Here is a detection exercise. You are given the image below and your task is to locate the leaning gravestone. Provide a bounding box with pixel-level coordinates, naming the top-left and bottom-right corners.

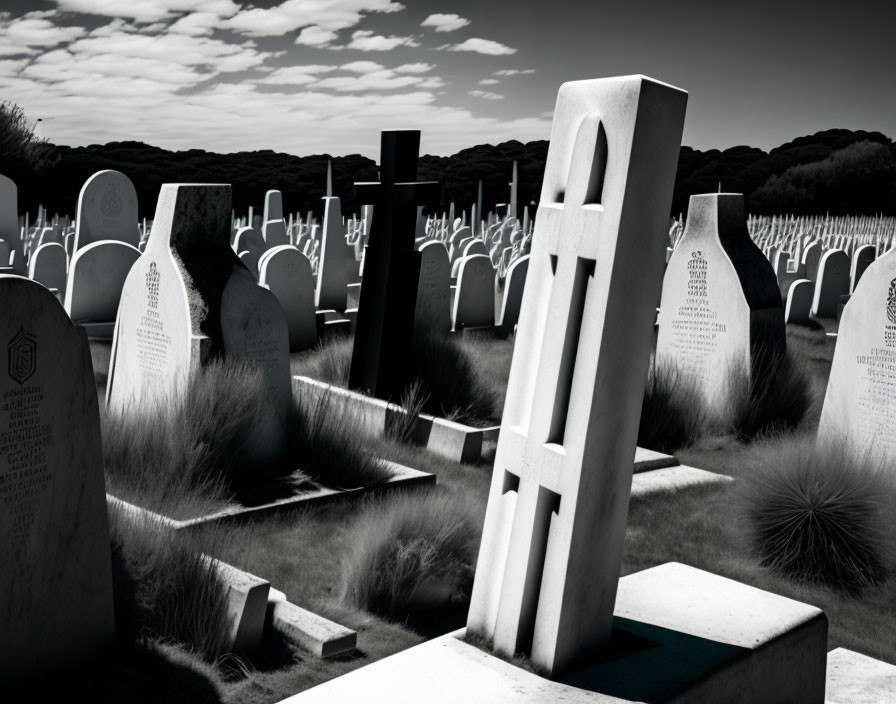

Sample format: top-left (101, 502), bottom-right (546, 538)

top-left (107, 184), bottom-right (290, 468)
top-left (412, 240), bottom-right (451, 336)
top-left (818, 247), bottom-right (896, 463)
top-left (656, 193), bottom-right (785, 422)
top-left (29, 242), bottom-right (68, 296)
top-left (73, 170), bottom-right (139, 252)
top-left (64, 240), bottom-right (141, 340)
top-left (0, 174), bottom-right (26, 274)
top-left (0, 276), bottom-right (114, 688)
top-left (316, 196), bottom-right (349, 312)
top-left (811, 249), bottom-right (850, 318)
top-left (468, 75), bottom-right (688, 676)
top-left (452, 254), bottom-right (495, 330)
top-left (259, 245), bottom-right (318, 352)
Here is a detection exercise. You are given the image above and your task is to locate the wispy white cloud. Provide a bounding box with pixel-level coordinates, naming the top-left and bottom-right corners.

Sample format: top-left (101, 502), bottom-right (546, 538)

top-left (493, 68), bottom-right (535, 76)
top-left (343, 29), bottom-right (419, 51)
top-left (295, 25), bottom-right (339, 46)
top-left (54, 0), bottom-right (240, 24)
top-left (222, 0), bottom-right (404, 37)
top-left (469, 89), bottom-right (503, 100)
top-left (0, 16), bottom-right (86, 55)
top-left (441, 37), bottom-right (516, 55)
top-left (478, 78), bottom-right (499, 85)
top-left (420, 13), bottom-right (469, 32)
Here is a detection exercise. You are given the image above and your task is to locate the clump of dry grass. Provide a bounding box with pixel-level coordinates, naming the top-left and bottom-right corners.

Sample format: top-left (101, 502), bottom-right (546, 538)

top-left (341, 488), bottom-right (483, 619)
top-left (734, 435), bottom-right (896, 594)
top-left (108, 507), bottom-right (233, 661)
top-left (638, 360), bottom-right (707, 453)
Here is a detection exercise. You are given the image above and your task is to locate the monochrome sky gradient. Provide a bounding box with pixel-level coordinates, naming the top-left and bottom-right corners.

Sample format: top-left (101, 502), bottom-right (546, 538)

top-left (1, 0), bottom-right (893, 158)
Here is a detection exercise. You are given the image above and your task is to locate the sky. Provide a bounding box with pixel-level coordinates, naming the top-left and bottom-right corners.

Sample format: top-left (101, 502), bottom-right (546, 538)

top-left (0, 0), bottom-right (894, 159)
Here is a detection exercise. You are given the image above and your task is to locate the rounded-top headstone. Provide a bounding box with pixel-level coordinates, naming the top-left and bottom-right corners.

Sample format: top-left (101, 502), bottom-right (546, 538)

top-left (74, 170), bottom-right (139, 252)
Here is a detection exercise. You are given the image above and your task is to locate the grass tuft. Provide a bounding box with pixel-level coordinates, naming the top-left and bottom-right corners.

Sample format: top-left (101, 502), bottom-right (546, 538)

top-left (638, 359), bottom-right (707, 453)
top-left (108, 507), bottom-right (233, 661)
top-left (734, 435), bottom-right (896, 593)
top-left (341, 488), bottom-right (482, 620)
top-left (289, 386), bottom-right (393, 490)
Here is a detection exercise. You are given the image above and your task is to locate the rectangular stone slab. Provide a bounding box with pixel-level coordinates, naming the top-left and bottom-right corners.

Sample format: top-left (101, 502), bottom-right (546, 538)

top-left (268, 591), bottom-right (357, 658)
top-left (276, 562), bottom-right (826, 703)
top-left (825, 648), bottom-right (896, 703)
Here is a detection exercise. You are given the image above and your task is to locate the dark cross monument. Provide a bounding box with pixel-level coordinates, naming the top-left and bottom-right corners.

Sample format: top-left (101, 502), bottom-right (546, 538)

top-left (349, 130), bottom-right (440, 398)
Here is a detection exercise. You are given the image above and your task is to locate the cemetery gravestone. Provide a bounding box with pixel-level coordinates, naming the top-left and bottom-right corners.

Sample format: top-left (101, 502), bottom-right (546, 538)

top-left (812, 249), bottom-right (850, 318)
top-left (0, 174), bottom-right (26, 274)
top-left (29, 242), bottom-right (67, 296)
top-left (73, 170), bottom-right (139, 252)
top-left (64, 240), bottom-right (141, 340)
top-left (262, 218), bottom-right (290, 248)
top-left (259, 245), bottom-right (318, 352)
top-left (412, 241), bottom-right (451, 336)
top-left (818, 247), bottom-right (896, 463)
top-left (803, 241), bottom-right (822, 281)
top-left (350, 131), bottom-right (440, 398)
top-left (452, 254), bottom-right (496, 330)
top-left (656, 193), bottom-right (785, 422)
top-left (0, 276), bottom-right (114, 688)
top-left (785, 279), bottom-right (814, 325)
top-left (316, 196), bottom-right (349, 312)
top-left (107, 184), bottom-right (290, 468)
top-left (263, 189), bottom-right (283, 224)
top-left (496, 254), bottom-right (530, 338)
top-left (467, 76), bottom-right (688, 676)
top-left (850, 244), bottom-right (876, 293)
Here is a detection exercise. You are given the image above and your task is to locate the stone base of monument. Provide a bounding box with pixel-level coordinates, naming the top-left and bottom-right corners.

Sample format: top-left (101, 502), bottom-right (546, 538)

top-left (277, 562), bottom-right (827, 704)
top-left (347, 282), bottom-right (361, 308)
top-left (106, 459), bottom-right (434, 532)
top-left (631, 464), bottom-right (732, 498)
top-left (825, 648), bottom-right (896, 703)
top-left (315, 310), bottom-right (351, 340)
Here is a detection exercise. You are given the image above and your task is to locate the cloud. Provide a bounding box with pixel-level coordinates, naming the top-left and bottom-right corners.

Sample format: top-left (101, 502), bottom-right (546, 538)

top-left (469, 90), bottom-right (503, 100)
top-left (442, 38), bottom-right (516, 55)
top-left (295, 25), bottom-right (339, 46)
top-left (395, 63), bottom-right (434, 74)
top-left (492, 68), bottom-right (535, 76)
top-left (54, 0), bottom-right (240, 23)
top-left (222, 0), bottom-right (405, 37)
top-left (340, 60), bottom-right (385, 74)
top-left (259, 64), bottom-right (337, 85)
top-left (344, 29), bottom-right (418, 51)
top-left (478, 78), bottom-right (499, 85)
top-left (0, 17), bottom-right (86, 55)
top-left (420, 13), bottom-right (469, 32)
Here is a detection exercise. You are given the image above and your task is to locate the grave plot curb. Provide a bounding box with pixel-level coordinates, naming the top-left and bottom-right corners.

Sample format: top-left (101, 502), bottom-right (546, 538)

top-left (294, 375), bottom-right (499, 463)
top-left (105, 459), bottom-right (435, 533)
top-left (107, 496), bottom-right (358, 658)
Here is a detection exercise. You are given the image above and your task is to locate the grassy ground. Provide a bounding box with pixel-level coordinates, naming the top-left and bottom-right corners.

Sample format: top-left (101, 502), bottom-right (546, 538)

top-left (86, 313), bottom-right (896, 702)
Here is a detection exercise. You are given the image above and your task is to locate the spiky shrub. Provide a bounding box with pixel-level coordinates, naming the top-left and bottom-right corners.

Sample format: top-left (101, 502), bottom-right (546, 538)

top-left (108, 508), bottom-right (232, 660)
top-left (637, 360), bottom-right (707, 453)
top-left (289, 386), bottom-right (393, 490)
top-left (735, 436), bottom-right (896, 593)
top-left (103, 360), bottom-right (271, 516)
top-left (304, 336), bottom-right (352, 386)
top-left (385, 379), bottom-right (429, 445)
top-left (341, 489), bottom-right (482, 618)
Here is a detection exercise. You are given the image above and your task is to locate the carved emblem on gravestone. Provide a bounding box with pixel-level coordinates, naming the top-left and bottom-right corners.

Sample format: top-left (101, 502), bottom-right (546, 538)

top-left (100, 184), bottom-right (123, 219)
top-left (8, 327), bottom-right (37, 385)
top-left (687, 250), bottom-right (708, 297)
top-left (886, 278), bottom-right (896, 325)
top-left (145, 262), bottom-right (160, 310)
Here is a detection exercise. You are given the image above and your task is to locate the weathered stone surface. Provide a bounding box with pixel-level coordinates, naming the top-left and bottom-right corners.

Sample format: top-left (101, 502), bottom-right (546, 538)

top-left (259, 245), bottom-right (318, 352)
top-left (496, 254), bottom-right (529, 337)
top-left (413, 240), bottom-right (451, 336)
top-left (74, 170), bottom-right (139, 251)
top-left (467, 76), bottom-right (688, 677)
top-left (63, 240), bottom-right (141, 339)
top-left (656, 194), bottom-right (784, 422)
top-left (825, 648), bottom-right (896, 703)
top-left (0, 276), bottom-right (115, 688)
top-left (818, 247), bottom-right (896, 464)
top-left (269, 590), bottom-right (357, 658)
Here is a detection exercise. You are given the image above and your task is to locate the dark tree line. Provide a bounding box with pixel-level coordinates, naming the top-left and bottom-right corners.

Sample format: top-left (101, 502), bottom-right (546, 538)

top-left (1, 102), bottom-right (893, 221)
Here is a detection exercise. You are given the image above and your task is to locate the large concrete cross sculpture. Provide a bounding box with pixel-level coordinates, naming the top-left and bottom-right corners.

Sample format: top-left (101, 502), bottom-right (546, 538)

top-left (349, 130), bottom-right (440, 398)
top-left (466, 76), bottom-right (687, 678)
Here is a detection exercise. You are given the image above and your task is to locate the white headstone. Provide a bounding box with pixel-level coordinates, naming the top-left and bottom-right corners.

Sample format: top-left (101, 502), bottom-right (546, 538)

top-left (467, 76), bottom-right (687, 676)
top-left (259, 245), bottom-right (318, 352)
top-left (811, 249), bottom-right (850, 318)
top-left (496, 254), bottom-right (530, 337)
top-left (819, 248), bottom-right (896, 463)
top-left (0, 276), bottom-right (114, 687)
top-left (29, 242), bottom-right (67, 296)
top-left (413, 240), bottom-right (451, 335)
top-left (784, 279), bottom-right (814, 325)
top-left (262, 218), bottom-right (290, 248)
top-left (74, 170), bottom-right (139, 252)
top-left (851, 244), bottom-right (876, 293)
top-left (316, 196), bottom-right (349, 312)
top-left (263, 189), bottom-right (284, 224)
top-left (0, 174), bottom-right (25, 273)
top-left (656, 194), bottom-right (785, 420)
top-left (107, 184), bottom-right (291, 467)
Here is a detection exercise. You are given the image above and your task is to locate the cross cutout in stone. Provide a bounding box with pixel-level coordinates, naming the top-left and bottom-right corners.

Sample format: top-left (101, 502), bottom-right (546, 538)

top-left (466, 76), bottom-right (687, 678)
top-left (349, 130), bottom-right (440, 398)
